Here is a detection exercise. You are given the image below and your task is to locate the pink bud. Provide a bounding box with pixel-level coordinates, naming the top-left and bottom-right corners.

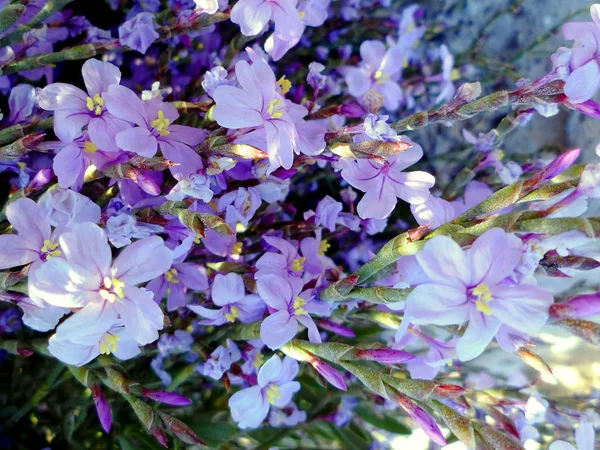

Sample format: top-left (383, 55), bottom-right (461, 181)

top-left (134, 169), bottom-right (162, 196)
top-left (141, 388), bottom-right (192, 406)
top-left (355, 348), bottom-right (415, 364)
top-left (432, 383), bottom-right (467, 398)
top-left (26, 168), bottom-right (53, 191)
top-left (395, 393), bottom-right (446, 446)
top-left (340, 103), bottom-right (366, 118)
top-left (310, 357), bottom-right (347, 391)
top-left (91, 386), bottom-right (112, 433)
top-left (150, 427), bottom-right (168, 448)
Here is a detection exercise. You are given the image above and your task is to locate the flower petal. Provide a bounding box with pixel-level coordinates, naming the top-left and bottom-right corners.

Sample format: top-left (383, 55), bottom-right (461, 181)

top-left (113, 236), bottom-right (173, 285)
top-left (260, 310), bottom-right (297, 349)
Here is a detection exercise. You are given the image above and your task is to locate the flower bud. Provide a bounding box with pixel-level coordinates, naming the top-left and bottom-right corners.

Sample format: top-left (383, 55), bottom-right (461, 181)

top-left (317, 319), bottom-right (356, 338)
top-left (91, 385), bottom-right (112, 433)
top-left (355, 348), bottom-right (415, 364)
top-left (140, 388), bottom-right (192, 406)
top-left (394, 393), bottom-right (446, 446)
top-left (158, 411), bottom-right (205, 445)
top-left (340, 103), bottom-right (366, 118)
top-left (310, 357), bottom-right (347, 391)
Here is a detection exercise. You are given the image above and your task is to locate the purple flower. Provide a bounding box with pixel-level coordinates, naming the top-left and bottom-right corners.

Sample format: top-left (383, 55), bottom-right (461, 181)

top-left (269, 401), bottom-right (307, 427)
top-left (29, 223), bottom-right (173, 365)
top-left (104, 86), bottom-right (207, 178)
top-left (166, 172), bottom-right (214, 202)
top-left (118, 12), bottom-right (160, 54)
top-left (188, 273), bottom-right (264, 324)
top-left (7, 84), bottom-right (36, 124)
top-left (402, 228), bottom-right (554, 361)
top-left (553, 5), bottom-right (600, 104)
top-left (147, 261), bottom-right (209, 312)
top-left (106, 213), bottom-right (164, 248)
top-left (229, 355), bottom-right (300, 429)
top-left (212, 54), bottom-right (301, 172)
top-left (340, 139), bottom-right (434, 219)
top-left (257, 274), bottom-right (321, 349)
top-left (199, 339), bottom-right (241, 380)
top-left (53, 132), bottom-right (129, 191)
top-left (218, 187), bottom-right (262, 227)
top-left (300, 230), bottom-right (333, 276)
top-left (38, 59), bottom-right (127, 148)
top-left (307, 62), bottom-right (327, 90)
top-left (344, 40), bottom-right (404, 111)
top-left (255, 236), bottom-right (305, 279)
top-left (333, 397), bottom-right (358, 427)
top-left (230, 0), bottom-right (303, 42)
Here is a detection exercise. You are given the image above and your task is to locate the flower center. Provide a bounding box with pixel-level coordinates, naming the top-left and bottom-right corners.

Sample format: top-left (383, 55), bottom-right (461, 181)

top-left (291, 257), bottom-right (305, 273)
top-left (99, 276), bottom-right (125, 303)
top-left (276, 76), bottom-right (292, 95)
top-left (40, 239), bottom-right (61, 259)
top-left (266, 98), bottom-right (284, 119)
top-left (253, 353), bottom-right (264, 369)
top-left (266, 385), bottom-right (281, 405)
top-left (318, 240), bottom-right (330, 256)
top-left (225, 305), bottom-right (239, 323)
top-left (99, 332), bottom-right (120, 355)
top-left (164, 268), bottom-right (179, 284)
top-left (293, 296), bottom-right (307, 316)
top-left (471, 283), bottom-right (492, 315)
top-left (82, 140), bottom-right (97, 154)
top-left (374, 70), bottom-right (390, 85)
top-left (151, 110), bottom-right (171, 136)
top-left (232, 242), bottom-right (243, 255)
top-left (86, 94), bottom-right (104, 115)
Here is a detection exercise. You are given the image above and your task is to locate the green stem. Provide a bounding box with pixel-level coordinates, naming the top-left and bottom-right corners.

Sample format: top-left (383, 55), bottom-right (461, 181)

top-left (1, 11), bottom-right (230, 75)
top-left (0, 0), bottom-right (76, 48)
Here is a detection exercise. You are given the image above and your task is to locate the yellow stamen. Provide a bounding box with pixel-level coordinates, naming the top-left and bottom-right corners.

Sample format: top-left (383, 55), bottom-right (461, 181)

top-left (232, 242), bottom-right (243, 255)
top-left (291, 257), bottom-right (305, 273)
top-left (266, 385), bottom-right (281, 405)
top-left (299, 11), bottom-right (306, 19)
top-left (83, 140), bottom-right (97, 154)
top-left (293, 296), bottom-right (307, 316)
top-left (164, 268), bottom-right (179, 284)
top-left (473, 284), bottom-right (493, 315)
top-left (86, 94), bottom-right (104, 115)
top-left (112, 278), bottom-right (125, 298)
top-left (318, 240), bottom-right (330, 256)
top-left (150, 110), bottom-right (171, 136)
top-left (99, 333), bottom-right (120, 355)
top-left (225, 305), bottom-right (239, 323)
top-left (99, 289), bottom-right (117, 303)
top-left (266, 99), bottom-right (283, 119)
top-left (374, 70), bottom-right (390, 84)
top-left (194, 233), bottom-right (202, 244)
top-left (276, 76), bottom-right (292, 95)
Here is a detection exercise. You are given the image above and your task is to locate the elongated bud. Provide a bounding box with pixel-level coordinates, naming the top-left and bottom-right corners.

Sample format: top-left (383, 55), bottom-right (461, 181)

top-left (280, 341), bottom-right (347, 391)
top-left (473, 422), bottom-right (523, 450)
top-left (552, 292), bottom-right (600, 319)
top-left (0, 4), bottom-right (26, 35)
top-left (340, 103), bottom-right (366, 118)
top-left (515, 347), bottom-right (555, 382)
top-left (310, 357), bottom-right (347, 391)
top-left (125, 395), bottom-right (166, 447)
top-left (481, 405), bottom-right (520, 440)
top-left (363, 89), bottom-right (384, 113)
top-left (393, 392), bottom-right (446, 446)
top-left (355, 348), bottom-right (415, 364)
top-left (554, 318), bottom-right (600, 345)
top-left (91, 385), bottom-right (112, 433)
top-left (129, 155), bottom-right (178, 171)
top-left (139, 388), bottom-right (192, 406)
top-left (317, 319), bottom-right (356, 338)
top-left (158, 411), bottom-right (205, 446)
top-left (318, 274), bottom-right (359, 301)
top-left (430, 400), bottom-right (476, 450)
top-left (211, 143), bottom-right (268, 160)
top-left (384, 376), bottom-right (466, 402)
top-left (330, 140), bottom-right (412, 159)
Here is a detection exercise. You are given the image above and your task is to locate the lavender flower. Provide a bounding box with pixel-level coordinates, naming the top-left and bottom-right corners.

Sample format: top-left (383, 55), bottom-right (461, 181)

top-left (118, 12), bottom-right (160, 54)
top-left (401, 228), bottom-right (554, 361)
top-left (188, 273), bottom-right (264, 324)
top-left (229, 355), bottom-right (300, 429)
top-left (340, 139), bottom-right (434, 219)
